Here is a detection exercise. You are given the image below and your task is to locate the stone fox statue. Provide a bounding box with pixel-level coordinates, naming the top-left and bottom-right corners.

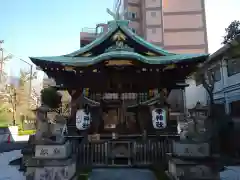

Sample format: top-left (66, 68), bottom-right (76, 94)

top-left (35, 106), bottom-right (52, 143)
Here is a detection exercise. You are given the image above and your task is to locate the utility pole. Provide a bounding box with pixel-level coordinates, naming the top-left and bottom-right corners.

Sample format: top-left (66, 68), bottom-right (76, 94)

top-left (0, 40), bottom-right (4, 82)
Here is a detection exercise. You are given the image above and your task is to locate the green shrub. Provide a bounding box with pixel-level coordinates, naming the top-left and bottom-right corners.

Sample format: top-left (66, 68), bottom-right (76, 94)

top-left (18, 129), bottom-right (36, 135)
top-left (0, 114), bottom-right (10, 127)
top-left (41, 87), bottom-right (62, 108)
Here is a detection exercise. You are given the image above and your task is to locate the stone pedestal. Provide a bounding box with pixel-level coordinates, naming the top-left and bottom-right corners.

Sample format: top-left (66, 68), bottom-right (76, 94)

top-left (25, 157), bottom-right (76, 180)
top-left (35, 141), bottom-right (72, 159)
top-left (24, 141), bottom-right (76, 180)
top-left (34, 163), bottom-right (76, 180)
top-left (167, 155), bottom-right (220, 180)
top-left (173, 141), bottom-right (210, 158)
top-left (24, 107), bottom-right (76, 180)
top-left (166, 140), bottom-right (220, 180)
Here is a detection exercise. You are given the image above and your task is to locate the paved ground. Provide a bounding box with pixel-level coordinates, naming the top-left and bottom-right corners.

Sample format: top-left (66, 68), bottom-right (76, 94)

top-left (0, 150), bottom-right (240, 180)
top-left (0, 142), bottom-right (27, 153)
top-left (0, 150), bottom-right (25, 180)
top-left (89, 168), bottom-right (157, 180)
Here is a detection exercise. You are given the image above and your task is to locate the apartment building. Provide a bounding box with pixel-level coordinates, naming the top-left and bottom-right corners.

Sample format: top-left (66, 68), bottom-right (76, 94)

top-left (81, 0), bottom-right (208, 54)
top-left (125, 0), bottom-right (208, 53)
top-left (186, 35), bottom-right (240, 117)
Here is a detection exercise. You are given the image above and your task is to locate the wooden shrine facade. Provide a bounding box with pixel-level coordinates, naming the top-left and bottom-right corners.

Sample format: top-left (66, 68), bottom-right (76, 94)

top-left (30, 20), bottom-right (208, 167)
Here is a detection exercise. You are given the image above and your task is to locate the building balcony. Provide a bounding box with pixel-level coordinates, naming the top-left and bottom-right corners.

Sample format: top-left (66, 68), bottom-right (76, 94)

top-left (80, 24), bottom-right (109, 47)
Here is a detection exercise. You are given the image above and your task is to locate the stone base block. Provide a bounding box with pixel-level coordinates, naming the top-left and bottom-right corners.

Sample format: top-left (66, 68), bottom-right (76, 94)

top-left (35, 141), bottom-right (71, 159)
top-left (25, 156), bottom-right (76, 167)
top-left (168, 157), bottom-right (220, 180)
top-left (35, 162), bottom-right (76, 180)
top-left (173, 140), bottom-right (210, 158)
top-left (25, 161), bottom-right (76, 180)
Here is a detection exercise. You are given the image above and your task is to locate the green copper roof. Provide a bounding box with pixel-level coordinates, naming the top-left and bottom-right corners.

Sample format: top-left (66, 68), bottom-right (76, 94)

top-left (30, 20), bottom-right (209, 66)
top-left (66, 20), bottom-right (174, 57)
top-left (31, 51), bottom-right (207, 67)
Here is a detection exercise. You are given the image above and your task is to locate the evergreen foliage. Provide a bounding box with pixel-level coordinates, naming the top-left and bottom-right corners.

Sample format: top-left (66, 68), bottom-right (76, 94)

top-left (40, 87), bottom-right (62, 109)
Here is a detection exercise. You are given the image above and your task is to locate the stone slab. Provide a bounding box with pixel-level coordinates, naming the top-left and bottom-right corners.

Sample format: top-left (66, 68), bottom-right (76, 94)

top-left (25, 156), bottom-right (75, 167)
top-left (173, 141), bottom-right (210, 157)
top-left (35, 141), bottom-right (71, 159)
top-left (25, 167), bottom-right (35, 180)
top-left (34, 162), bottom-right (76, 180)
top-left (168, 158), bottom-right (220, 180)
top-left (88, 168), bottom-right (157, 180)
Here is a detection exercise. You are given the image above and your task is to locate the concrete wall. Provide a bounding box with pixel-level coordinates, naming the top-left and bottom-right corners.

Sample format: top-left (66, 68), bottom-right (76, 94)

top-left (185, 79), bottom-right (207, 109)
top-left (0, 126), bottom-right (29, 143)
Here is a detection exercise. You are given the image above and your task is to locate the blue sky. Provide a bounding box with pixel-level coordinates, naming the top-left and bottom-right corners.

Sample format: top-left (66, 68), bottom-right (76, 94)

top-left (1, 0), bottom-right (114, 77)
top-left (0, 0), bottom-right (239, 78)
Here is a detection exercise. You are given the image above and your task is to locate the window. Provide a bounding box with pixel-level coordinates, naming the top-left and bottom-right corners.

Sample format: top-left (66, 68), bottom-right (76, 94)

top-left (227, 58), bottom-right (240, 76)
top-left (211, 66), bottom-right (221, 82)
top-left (128, 12), bottom-right (137, 19)
top-left (131, 28), bottom-right (136, 34)
top-left (151, 28), bottom-right (156, 34)
top-left (151, 11), bottom-right (156, 17)
top-left (96, 26), bottom-right (104, 34)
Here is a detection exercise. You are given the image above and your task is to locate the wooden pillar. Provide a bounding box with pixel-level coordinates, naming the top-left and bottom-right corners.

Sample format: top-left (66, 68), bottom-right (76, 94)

top-left (138, 106), bottom-right (149, 133)
top-left (90, 107), bottom-right (102, 133)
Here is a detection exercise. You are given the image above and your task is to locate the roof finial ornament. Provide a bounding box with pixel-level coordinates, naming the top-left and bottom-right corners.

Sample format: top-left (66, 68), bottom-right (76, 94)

top-left (106, 0), bottom-right (127, 20)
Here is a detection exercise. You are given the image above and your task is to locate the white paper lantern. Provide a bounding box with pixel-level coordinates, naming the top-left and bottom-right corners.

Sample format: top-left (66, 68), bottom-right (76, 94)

top-left (133, 93), bottom-right (137, 99)
top-left (129, 93), bottom-right (132, 99)
top-left (76, 109), bottom-right (92, 130)
top-left (152, 108), bottom-right (167, 129)
top-left (123, 93), bottom-right (126, 100)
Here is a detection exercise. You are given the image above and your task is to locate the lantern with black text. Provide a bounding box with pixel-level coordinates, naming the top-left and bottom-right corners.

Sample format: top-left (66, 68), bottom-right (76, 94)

top-left (76, 109), bottom-right (92, 130)
top-left (152, 108), bottom-right (167, 129)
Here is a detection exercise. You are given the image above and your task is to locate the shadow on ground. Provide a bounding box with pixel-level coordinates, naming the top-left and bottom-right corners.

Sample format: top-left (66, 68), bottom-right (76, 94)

top-left (0, 142), bottom-right (27, 153)
top-left (89, 168), bottom-right (157, 180)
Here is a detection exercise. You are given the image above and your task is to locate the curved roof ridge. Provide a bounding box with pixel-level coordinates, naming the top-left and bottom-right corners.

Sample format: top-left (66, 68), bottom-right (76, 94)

top-left (64, 20), bottom-right (177, 57)
top-left (119, 25), bottom-right (175, 56)
top-left (65, 24), bottom-right (118, 57)
top-left (30, 51), bottom-right (208, 67)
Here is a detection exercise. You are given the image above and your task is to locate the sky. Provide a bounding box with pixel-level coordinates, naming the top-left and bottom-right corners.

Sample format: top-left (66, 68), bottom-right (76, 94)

top-left (0, 0), bottom-right (239, 79)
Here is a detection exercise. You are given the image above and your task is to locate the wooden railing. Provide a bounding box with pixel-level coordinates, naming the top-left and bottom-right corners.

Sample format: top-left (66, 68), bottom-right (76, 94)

top-left (72, 135), bottom-right (179, 167)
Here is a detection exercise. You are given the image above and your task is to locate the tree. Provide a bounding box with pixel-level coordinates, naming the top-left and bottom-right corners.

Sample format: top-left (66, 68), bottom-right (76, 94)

top-left (0, 52), bottom-right (13, 84)
top-left (200, 71), bottom-right (215, 116)
top-left (17, 69), bottom-right (37, 108)
top-left (40, 87), bottom-right (62, 109)
top-left (222, 20), bottom-right (240, 44)
top-left (199, 70), bottom-right (235, 156)
top-left (0, 69), bottom-right (37, 125)
top-left (195, 71), bottom-right (220, 153)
